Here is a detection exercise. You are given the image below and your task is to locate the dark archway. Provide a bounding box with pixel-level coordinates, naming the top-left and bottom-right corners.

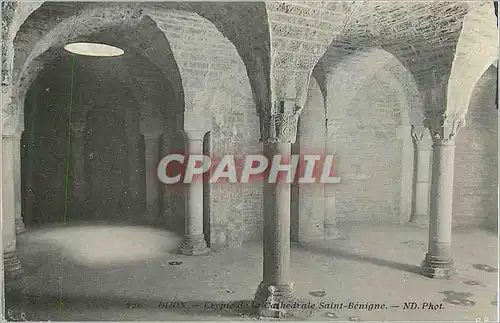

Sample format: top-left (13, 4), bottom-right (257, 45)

top-left (21, 39), bottom-right (182, 228)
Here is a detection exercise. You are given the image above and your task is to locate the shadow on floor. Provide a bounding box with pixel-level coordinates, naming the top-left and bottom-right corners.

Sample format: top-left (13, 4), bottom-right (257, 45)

top-left (296, 242), bottom-right (421, 275)
top-left (6, 289), bottom-right (258, 321)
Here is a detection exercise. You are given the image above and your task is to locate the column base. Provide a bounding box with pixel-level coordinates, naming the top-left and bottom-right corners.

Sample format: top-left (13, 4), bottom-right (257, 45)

top-left (178, 234), bottom-right (210, 256)
top-left (254, 281), bottom-right (303, 319)
top-left (408, 215), bottom-right (428, 228)
top-left (145, 202), bottom-right (159, 226)
top-left (15, 219), bottom-right (26, 234)
top-left (420, 253), bottom-right (456, 279)
top-left (4, 251), bottom-right (24, 280)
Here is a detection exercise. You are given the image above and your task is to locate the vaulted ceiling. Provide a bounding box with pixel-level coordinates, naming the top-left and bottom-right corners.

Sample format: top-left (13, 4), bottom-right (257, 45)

top-left (2, 1), bottom-right (497, 138)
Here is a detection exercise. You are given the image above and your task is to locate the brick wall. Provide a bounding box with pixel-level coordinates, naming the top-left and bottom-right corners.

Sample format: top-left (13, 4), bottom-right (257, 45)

top-left (453, 65), bottom-right (497, 229)
top-left (327, 74), bottom-right (405, 225)
top-left (292, 77), bottom-right (327, 242)
top-left (203, 63), bottom-right (262, 251)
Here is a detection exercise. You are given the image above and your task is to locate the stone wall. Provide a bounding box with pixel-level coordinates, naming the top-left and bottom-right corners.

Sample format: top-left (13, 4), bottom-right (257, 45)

top-left (453, 65), bottom-right (497, 230)
top-left (327, 74), bottom-right (406, 224)
top-left (205, 63), bottom-right (262, 250)
top-left (292, 77), bottom-right (327, 242)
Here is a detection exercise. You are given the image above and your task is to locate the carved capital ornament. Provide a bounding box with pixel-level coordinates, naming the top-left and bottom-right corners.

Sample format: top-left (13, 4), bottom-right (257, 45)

top-left (411, 125), bottom-right (425, 145)
top-left (423, 111), bottom-right (465, 146)
top-left (265, 99), bottom-right (303, 144)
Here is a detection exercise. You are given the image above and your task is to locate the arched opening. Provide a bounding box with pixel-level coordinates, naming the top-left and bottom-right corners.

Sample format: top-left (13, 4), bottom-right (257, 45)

top-left (11, 2), bottom-right (266, 250)
top-left (322, 49), bottom-right (422, 226)
top-left (9, 4), bottom-right (264, 318)
top-left (13, 4), bottom-right (187, 235)
top-left (21, 43), bottom-right (181, 227)
top-left (453, 65), bottom-right (498, 232)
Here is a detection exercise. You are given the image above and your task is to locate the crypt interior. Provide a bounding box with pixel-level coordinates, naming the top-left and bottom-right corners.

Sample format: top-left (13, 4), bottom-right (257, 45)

top-left (0, 1), bottom-right (498, 321)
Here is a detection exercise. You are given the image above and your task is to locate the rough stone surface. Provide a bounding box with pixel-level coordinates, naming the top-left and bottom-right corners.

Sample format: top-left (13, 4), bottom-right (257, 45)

top-left (320, 49), bottom-right (422, 224)
top-left (0, 2), bottom-right (498, 321)
top-left (318, 2), bottom-right (470, 87)
top-left (291, 77), bottom-right (329, 242)
top-left (447, 2), bottom-right (498, 119)
top-left (4, 224), bottom-right (498, 321)
top-left (453, 65), bottom-right (497, 230)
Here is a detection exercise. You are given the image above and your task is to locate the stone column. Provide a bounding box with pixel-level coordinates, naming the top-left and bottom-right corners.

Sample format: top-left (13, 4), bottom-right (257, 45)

top-left (143, 133), bottom-right (161, 225)
top-left (70, 120), bottom-right (86, 219)
top-left (178, 130), bottom-right (210, 256)
top-left (324, 119), bottom-right (342, 239)
top-left (13, 130), bottom-right (26, 234)
top-left (2, 133), bottom-right (24, 279)
top-left (420, 111), bottom-right (464, 278)
top-left (0, 133), bottom-right (6, 323)
top-left (409, 125), bottom-right (432, 226)
top-left (254, 99), bottom-right (302, 318)
top-left (125, 107), bottom-right (141, 218)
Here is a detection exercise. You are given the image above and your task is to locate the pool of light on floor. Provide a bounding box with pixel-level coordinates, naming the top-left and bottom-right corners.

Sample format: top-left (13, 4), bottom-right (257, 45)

top-left (21, 224), bottom-right (182, 266)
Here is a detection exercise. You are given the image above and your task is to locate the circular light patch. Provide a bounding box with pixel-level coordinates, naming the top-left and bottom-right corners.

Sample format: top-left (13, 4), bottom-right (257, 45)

top-left (64, 42), bottom-right (124, 57)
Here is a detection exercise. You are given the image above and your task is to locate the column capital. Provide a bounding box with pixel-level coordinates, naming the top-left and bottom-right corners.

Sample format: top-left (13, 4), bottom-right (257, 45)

top-left (183, 130), bottom-right (207, 141)
top-left (142, 132), bottom-right (162, 141)
top-left (140, 118), bottom-right (164, 135)
top-left (411, 124), bottom-right (432, 148)
top-left (2, 129), bottom-right (23, 140)
top-left (411, 124), bottom-right (425, 143)
top-left (263, 99), bottom-right (303, 144)
top-left (423, 110), bottom-right (465, 147)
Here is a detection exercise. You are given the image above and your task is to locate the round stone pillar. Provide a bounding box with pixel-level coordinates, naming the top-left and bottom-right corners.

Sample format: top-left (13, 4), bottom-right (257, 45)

top-left (255, 141), bottom-right (294, 316)
top-left (420, 112), bottom-right (464, 278)
top-left (13, 130), bottom-right (26, 234)
top-left (143, 133), bottom-right (161, 225)
top-left (2, 133), bottom-right (24, 279)
top-left (254, 99), bottom-right (302, 318)
top-left (178, 131), bottom-right (210, 256)
top-left (409, 125), bottom-right (432, 227)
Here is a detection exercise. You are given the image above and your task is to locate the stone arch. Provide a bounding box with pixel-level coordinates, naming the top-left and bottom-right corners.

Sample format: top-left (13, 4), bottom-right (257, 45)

top-left (8, 2), bottom-right (268, 253)
top-left (8, 2), bottom-right (269, 139)
top-left (1, 1), bottom-right (44, 87)
top-left (321, 48), bottom-right (424, 224)
top-left (11, 4), bottom-right (184, 116)
top-left (13, 17), bottom-right (188, 225)
top-left (447, 2), bottom-right (498, 119)
top-left (21, 52), bottom-right (157, 226)
top-left (323, 48), bottom-right (424, 126)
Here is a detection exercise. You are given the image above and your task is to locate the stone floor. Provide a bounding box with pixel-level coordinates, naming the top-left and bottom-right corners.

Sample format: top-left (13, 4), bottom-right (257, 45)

top-left (4, 222), bottom-right (499, 321)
